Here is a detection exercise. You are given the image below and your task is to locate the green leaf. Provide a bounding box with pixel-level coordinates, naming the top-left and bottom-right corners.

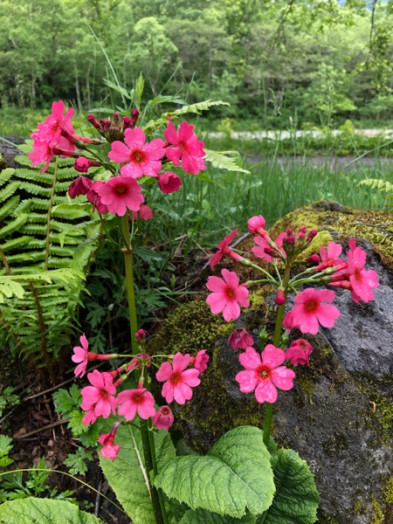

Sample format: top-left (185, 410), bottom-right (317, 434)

top-left (99, 424), bottom-right (176, 524)
top-left (0, 435), bottom-right (13, 458)
top-left (103, 79), bottom-right (132, 100)
top-left (64, 448), bottom-right (94, 476)
top-left (0, 497), bottom-right (103, 523)
top-left (180, 508), bottom-right (257, 523)
top-left (135, 74), bottom-right (145, 110)
top-left (261, 449), bottom-right (319, 524)
top-left (154, 426), bottom-right (275, 519)
top-left (53, 385), bottom-right (82, 416)
top-left (147, 95), bottom-right (187, 107)
top-left (204, 149), bottom-right (250, 174)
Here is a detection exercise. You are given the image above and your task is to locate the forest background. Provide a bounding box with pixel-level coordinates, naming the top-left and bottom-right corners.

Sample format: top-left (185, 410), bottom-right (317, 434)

top-left (2, 0), bottom-right (393, 132)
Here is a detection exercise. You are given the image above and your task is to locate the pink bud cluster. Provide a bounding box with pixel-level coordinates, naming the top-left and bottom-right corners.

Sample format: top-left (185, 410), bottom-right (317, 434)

top-left (206, 215), bottom-right (379, 405)
top-left (29, 101), bottom-right (207, 220)
top-left (72, 334), bottom-right (209, 460)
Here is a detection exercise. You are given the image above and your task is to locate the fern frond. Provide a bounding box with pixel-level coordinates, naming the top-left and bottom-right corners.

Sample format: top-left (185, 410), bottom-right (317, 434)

top-left (0, 168), bottom-right (15, 187)
top-left (358, 178), bottom-right (393, 193)
top-left (0, 181), bottom-right (20, 203)
top-left (0, 214), bottom-right (29, 238)
top-left (144, 100), bottom-right (229, 133)
top-left (0, 196), bottom-right (20, 220)
top-left (204, 149), bottom-right (250, 174)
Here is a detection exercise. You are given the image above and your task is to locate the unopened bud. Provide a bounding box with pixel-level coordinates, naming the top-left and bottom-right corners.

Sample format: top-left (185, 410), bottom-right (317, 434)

top-left (276, 290), bottom-right (285, 305)
top-left (135, 329), bottom-right (147, 340)
top-left (248, 215), bottom-right (266, 234)
top-left (307, 229), bottom-right (318, 241)
top-left (307, 254), bottom-right (320, 265)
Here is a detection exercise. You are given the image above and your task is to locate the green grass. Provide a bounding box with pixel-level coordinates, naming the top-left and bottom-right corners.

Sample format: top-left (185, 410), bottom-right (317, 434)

top-left (144, 158), bottom-right (393, 253)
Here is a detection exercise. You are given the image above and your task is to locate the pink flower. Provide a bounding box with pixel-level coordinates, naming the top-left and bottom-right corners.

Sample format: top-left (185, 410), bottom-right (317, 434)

top-left (248, 215), bottom-right (266, 235)
top-left (158, 171), bottom-right (182, 193)
top-left (285, 339), bottom-right (314, 366)
top-left (32, 100), bottom-right (74, 147)
top-left (87, 181), bottom-right (109, 214)
top-left (68, 176), bottom-right (92, 198)
top-left (346, 238), bottom-right (379, 303)
top-left (94, 176), bottom-right (144, 216)
top-left (71, 334), bottom-right (114, 378)
top-left (315, 242), bottom-right (344, 270)
top-left (192, 349), bottom-right (209, 373)
top-left (252, 232), bottom-right (286, 262)
top-left (236, 345), bottom-right (295, 403)
top-left (29, 101), bottom-right (77, 173)
top-left (152, 406), bottom-right (174, 430)
top-left (108, 127), bottom-right (165, 178)
top-left (98, 421), bottom-right (121, 460)
top-left (209, 229), bottom-right (243, 267)
top-left (206, 269), bottom-right (249, 322)
top-left (285, 288), bottom-right (340, 335)
top-left (132, 204), bottom-right (153, 221)
top-left (81, 370), bottom-right (117, 424)
top-left (164, 119), bottom-right (206, 175)
top-left (156, 352), bottom-right (200, 405)
top-left (282, 310), bottom-right (297, 331)
top-left (71, 334), bottom-right (89, 378)
top-left (117, 387), bottom-right (156, 421)
top-left (228, 328), bottom-right (254, 350)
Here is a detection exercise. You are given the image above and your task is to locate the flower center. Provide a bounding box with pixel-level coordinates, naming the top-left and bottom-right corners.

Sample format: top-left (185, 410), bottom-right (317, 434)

top-left (161, 407), bottom-right (170, 415)
top-left (100, 389), bottom-right (109, 399)
top-left (178, 140), bottom-right (188, 154)
top-left (131, 149), bottom-right (146, 164)
top-left (304, 298), bottom-right (318, 313)
top-left (132, 392), bottom-right (145, 404)
top-left (255, 364), bottom-right (272, 381)
top-left (115, 184), bottom-right (127, 195)
top-left (354, 267), bottom-right (362, 282)
top-left (225, 286), bottom-right (236, 300)
top-left (169, 371), bottom-right (182, 386)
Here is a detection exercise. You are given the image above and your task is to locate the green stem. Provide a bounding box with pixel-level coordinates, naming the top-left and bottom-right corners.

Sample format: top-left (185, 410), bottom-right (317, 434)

top-left (263, 263), bottom-right (292, 447)
top-left (121, 215), bottom-right (138, 354)
top-left (140, 423), bottom-right (165, 524)
top-left (119, 215), bottom-right (167, 524)
top-left (148, 423), bottom-right (169, 524)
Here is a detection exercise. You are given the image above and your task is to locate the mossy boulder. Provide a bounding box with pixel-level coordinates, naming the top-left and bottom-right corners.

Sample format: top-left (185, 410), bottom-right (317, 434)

top-left (151, 201), bottom-right (393, 523)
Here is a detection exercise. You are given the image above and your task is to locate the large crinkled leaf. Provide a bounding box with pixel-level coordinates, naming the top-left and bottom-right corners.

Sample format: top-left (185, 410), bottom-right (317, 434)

top-left (261, 448), bottom-right (319, 523)
top-left (99, 424), bottom-right (176, 524)
top-left (154, 426), bottom-right (275, 519)
top-left (0, 497), bottom-right (102, 523)
top-left (180, 508), bottom-right (257, 523)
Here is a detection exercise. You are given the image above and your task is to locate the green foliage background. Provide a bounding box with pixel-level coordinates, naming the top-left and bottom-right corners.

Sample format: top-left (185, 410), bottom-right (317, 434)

top-left (2, 0), bottom-right (393, 127)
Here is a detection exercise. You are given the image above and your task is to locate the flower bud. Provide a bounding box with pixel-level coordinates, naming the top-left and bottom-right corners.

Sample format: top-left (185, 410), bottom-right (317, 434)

top-left (135, 329), bottom-right (147, 339)
top-left (307, 254), bottom-right (320, 265)
top-left (248, 215), bottom-right (266, 234)
top-left (275, 290), bottom-right (285, 305)
top-left (68, 176), bottom-right (92, 198)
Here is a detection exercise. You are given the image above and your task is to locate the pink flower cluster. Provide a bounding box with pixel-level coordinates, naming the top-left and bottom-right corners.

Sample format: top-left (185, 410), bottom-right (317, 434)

top-left (29, 101), bottom-right (207, 219)
top-left (206, 215), bottom-right (379, 405)
top-left (28, 101), bottom-right (91, 173)
top-left (74, 335), bottom-right (208, 460)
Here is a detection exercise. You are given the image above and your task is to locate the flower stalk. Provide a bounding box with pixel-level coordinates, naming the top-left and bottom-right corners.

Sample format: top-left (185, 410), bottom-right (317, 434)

top-left (121, 215), bottom-right (138, 354)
